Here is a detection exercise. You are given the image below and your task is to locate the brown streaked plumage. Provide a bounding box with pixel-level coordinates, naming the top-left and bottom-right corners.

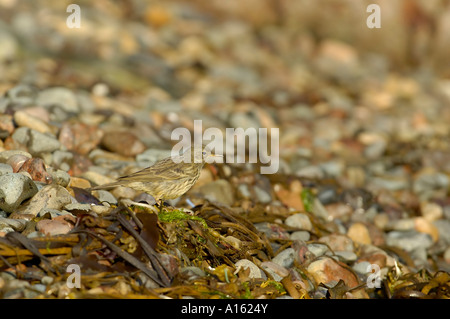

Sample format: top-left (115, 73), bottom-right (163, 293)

top-left (91, 145), bottom-right (218, 206)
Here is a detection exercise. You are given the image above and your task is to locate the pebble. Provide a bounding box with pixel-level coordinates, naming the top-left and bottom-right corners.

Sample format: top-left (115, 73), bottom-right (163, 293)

top-left (28, 129), bottom-right (61, 155)
top-left (352, 261), bottom-right (372, 275)
top-left (420, 201), bottom-right (443, 222)
top-left (413, 170), bottom-right (449, 199)
top-left (253, 185), bottom-right (272, 204)
top-left (0, 217), bottom-right (27, 232)
top-left (13, 184), bottom-right (72, 217)
top-left (68, 176), bottom-right (92, 189)
top-left (0, 150), bottom-right (32, 163)
top-left (414, 217), bottom-right (439, 242)
top-left (81, 171), bottom-right (115, 187)
top-left (272, 248), bottom-right (295, 269)
top-left (0, 114), bottom-right (15, 137)
top-left (334, 251), bottom-right (358, 263)
top-left (17, 157), bottom-right (52, 184)
top-left (101, 130), bottom-right (146, 157)
top-left (92, 189), bottom-right (117, 205)
top-left (0, 163), bottom-right (13, 175)
top-left (254, 222), bottom-right (290, 240)
top-left (444, 247), bottom-right (450, 264)
top-left (47, 167), bottom-right (71, 187)
top-left (318, 234), bottom-right (354, 252)
top-left (234, 259), bottom-right (266, 279)
top-left (58, 122), bottom-right (103, 155)
top-left (433, 220), bottom-right (450, 245)
top-left (347, 222), bottom-right (372, 245)
top-left (260, 261), bottom-right (289, 281)
top-left (13, 110), bottom-right (52, 134)
top-left (36, 87), bottom-right (80, 114)
top-left (290, 230), bottom-right (310, 241)
top-left (285, 213), bottom-right (312, 231)
top-left (196, 179), bottom-right (234, 206)
top-left (307, 243), bottom-right (331, 257)
top-left (36, 219), bottom-right (73, 236)
top-left (0, 173), bottom-right (38, 213)
top-left (307, 256), bottom-right (359, 288)
top-left (385, 230), bottom-right (433, 252)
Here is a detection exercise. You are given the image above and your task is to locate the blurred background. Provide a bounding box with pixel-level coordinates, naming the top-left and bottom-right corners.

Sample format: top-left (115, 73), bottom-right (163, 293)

top-left (1, 0), bottom-right (450, 291)
top-left (1, 0), bottom-right (450, 191)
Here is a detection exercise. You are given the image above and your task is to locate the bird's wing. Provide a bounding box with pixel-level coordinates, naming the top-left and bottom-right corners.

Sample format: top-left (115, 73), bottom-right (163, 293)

top-left (117, 158), bottom-right (192, 183)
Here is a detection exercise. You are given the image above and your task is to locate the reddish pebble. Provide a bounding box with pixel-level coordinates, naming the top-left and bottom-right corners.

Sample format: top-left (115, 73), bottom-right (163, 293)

top-left (36, 219), bottom-right (73, 236)
top-left (18, 158), bottom-right (53, 184)
top-left (59, 122), bottom-right (103, 155)
top-left (101, 131), bottom-right (146, 157)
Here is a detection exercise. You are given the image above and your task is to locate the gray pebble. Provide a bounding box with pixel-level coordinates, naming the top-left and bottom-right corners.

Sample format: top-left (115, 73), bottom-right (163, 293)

top-left (5, 84), bottom-right (37, 105)
top-left (94, 189), bottom-right (118, 205)
top-left (0, 150), bottom-right (32, 163)
top-left (253, 185), bottom-right (272, 204)
top-left (47, 167), bottom-right (71, 187)
top-left (260, 261), bottom-right (289, 282)
top-left (352, 261), bottom-right (372, 275)
top-left (28, 129), bottom-right (61, 155)
top-left (36, 87), bottom-right (79, 114)
top-left (285, 213), bottom-right (312, 231)
top-left (433, 219), bottom-right (450, 244)
top-left (307, 243), bottom-right (331, 257)
top-left (0, 163), bottom-right (13, 175)
top-left (0, 217), bottom-right (28, 232)
top-left (237, 184), bottom-right (251, 199)
top-left (0, 173), bottom-right (38, 212)
top-left (290, 230), bottom-right (310, 241)
top-left (334, 251), bottom-right (358, 263)
top-left (197, 179), bottom-right (234, 206)
top-left (386, 230), bottom-right (433, 252)
top-left (272, 248), bottom-right (295, 269)
top-left (15, 184), bottom-right (72, 217)
top-left (11, 126), bottom-right (30, 145)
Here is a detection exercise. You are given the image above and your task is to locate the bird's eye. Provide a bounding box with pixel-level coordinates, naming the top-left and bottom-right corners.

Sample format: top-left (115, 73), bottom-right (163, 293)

top-left (202, 151), bottom-right (207, 156)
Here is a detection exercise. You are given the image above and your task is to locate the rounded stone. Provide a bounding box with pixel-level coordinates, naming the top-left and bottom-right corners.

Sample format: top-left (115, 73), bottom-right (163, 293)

top-left (0, 173), bottom-right (38, 213)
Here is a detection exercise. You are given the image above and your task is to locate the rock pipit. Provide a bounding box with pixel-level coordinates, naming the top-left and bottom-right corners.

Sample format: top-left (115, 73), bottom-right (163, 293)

top-left (91, 145), bottom-right (220, 210)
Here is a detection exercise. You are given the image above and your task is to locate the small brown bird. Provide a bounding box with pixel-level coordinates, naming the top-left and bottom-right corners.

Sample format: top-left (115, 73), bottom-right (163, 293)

top-left (91, 145), bottom-right (219, 208)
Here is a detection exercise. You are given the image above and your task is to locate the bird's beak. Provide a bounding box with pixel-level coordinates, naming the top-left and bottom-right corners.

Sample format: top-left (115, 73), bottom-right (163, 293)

top-left (206, 154), bottom-right (223, 163)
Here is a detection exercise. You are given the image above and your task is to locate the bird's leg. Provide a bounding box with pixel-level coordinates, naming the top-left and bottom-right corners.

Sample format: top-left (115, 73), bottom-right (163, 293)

top-left (158, 199), bottom-right (164, 213)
